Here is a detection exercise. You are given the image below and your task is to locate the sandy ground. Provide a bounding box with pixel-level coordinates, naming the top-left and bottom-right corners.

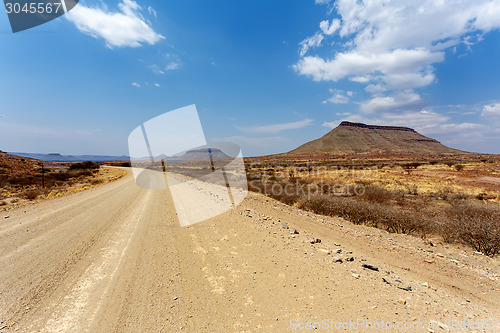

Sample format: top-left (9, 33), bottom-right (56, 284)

top-left (0, 169), bottom-right (498, 332)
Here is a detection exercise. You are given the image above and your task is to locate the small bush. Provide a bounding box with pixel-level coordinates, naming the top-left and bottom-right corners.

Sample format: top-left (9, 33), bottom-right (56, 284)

top-left (405, 184), bottom-right (418, 195)
top-left (476, 193), bottom-right (487, 200)
top-left (90, 178), bottom-right (103, 185)
top-left (67, 169), bottom-right (93, 178)
top-left (444, 204), bottom-right (500, 256)
top-left (21, 189), bottom-right (42, 200)
top-left (432, 187), bottom-right (453, 200)
top-left (360, 186), bottom-right (394, 203)
top-left (68, 161), bottom-right (100, 170)
top-left (454, 164), bottom-right (464, 171)
top-left (451, 193), bottom-right (469, 200)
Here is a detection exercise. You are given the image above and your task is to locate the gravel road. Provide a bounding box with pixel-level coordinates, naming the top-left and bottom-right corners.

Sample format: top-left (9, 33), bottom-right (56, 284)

top-left (0, 168), bottom-right (498, 332)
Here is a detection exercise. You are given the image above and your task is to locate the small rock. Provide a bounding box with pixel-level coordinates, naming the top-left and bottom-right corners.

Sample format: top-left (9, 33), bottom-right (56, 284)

top-left (3, 216), bottom-right (9, 219)
top-left (362, 263), bottom-right (379, 271)
top-left (173, 296), bottom-right (178, 300)
top-left (345, 256), bottom-right (354, 262)
top-left (335, 248), bottom-right (342, 254)
top-left (293, 229), bottom-right (299, 234)
top-left (424, 259), bottom-right (435, 264)
top-left (398, 298), bottom-right (406, 305)
top-left (310, 238), bottom-right (321, 244)
top-left (382, 277), bottom-right (392, 285)
top-left (436, 253), bottom-right (445, 258)
top-left (281, 222), bottom-right (289, 229)
top-left (318, 249), bottom-right (331, 255)
top-left (333, 256), bottom-right (343, 263)
top-left (422, 282), bottom-right (429, 288)
top-left (352, 273), bottom-right (360, 279)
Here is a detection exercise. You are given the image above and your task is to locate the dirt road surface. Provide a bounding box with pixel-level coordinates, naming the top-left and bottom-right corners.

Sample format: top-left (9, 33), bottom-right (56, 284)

top-left (0, 169), bottom-right (499, 332)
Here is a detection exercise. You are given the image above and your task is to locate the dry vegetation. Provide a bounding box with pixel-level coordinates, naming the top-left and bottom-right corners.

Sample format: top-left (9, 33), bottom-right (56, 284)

top-left (245, 156), bottom-right (500, 256)
top-left (0, 154), bottom-right (125, 210)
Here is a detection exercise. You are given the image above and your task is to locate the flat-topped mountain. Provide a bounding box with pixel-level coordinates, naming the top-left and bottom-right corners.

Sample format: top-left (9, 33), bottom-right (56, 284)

top-left (159, 148), bottom-right (231, 161)
top-left (287, 121), bottom-right (464, 156)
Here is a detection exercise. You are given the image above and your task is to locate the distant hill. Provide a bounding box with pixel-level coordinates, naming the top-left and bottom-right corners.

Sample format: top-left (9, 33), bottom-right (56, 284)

top-left (9, 152), bottom-right (130, 163)
top-left (161, 148), bottom-right (231, 161)
top-left (286, 121), bottom-right (466, 156)
top-left (0, 150), bottom-right (47, 178)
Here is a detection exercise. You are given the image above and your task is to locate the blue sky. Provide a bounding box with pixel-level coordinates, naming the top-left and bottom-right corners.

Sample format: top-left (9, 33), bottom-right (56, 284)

top-left (1, 0), bottom-right (500, 156)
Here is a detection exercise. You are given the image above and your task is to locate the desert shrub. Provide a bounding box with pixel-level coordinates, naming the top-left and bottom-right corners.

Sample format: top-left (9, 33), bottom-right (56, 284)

top-left (445, 161), bottom-right (455, 167)
top-left (8, 176), bottom-right (37, 187)
top-left (444, 204), bottom-right (500, 256)
top-left (432, 187), bottom-right (453, 200)
top-left (90, 178), bottom-right (103, 185)
top-left (360, 186), bottom-right (394, 203)
top-left (402, 162), bottom-right (422, 171)
top-left (405, 184), bottom-right (418, 195)
top-left (476, 193), bottom-right (487, 200)
top-left (298, 194), bottom-right (430, 235)
top-left (407, 162), bottom-right (423, 169)
top-left (451, 193), bottom-right (469, 200)
top-left (454, 164), bottom-right (464, 171)
top-left (0, 175), bottom-right (9, 187)
top-left (21, 189), bottom-right (42, 200)
top-left (51, 171), bottom-right (73, 181)
top-left (67, 169), bottom-right (93, 178)
top-left (68, 161), bottom-right (100, 170)
top-left (381, 209), bottom-right (432, 235)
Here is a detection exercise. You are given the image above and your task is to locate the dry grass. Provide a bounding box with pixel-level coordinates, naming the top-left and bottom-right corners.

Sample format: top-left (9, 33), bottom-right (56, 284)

top-left (442, 203), bottom-right (500, 256)
top-left (245, 157), bottom-right (500, 256)
top-left (1, 163), bottom-right (126, 210)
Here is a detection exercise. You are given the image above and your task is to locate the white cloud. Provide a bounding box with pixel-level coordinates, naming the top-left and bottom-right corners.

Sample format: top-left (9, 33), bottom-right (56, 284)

top-left (165, 62), bottom-right (179, 71)
top-left (333, 0), bottom-right (500, 52)
top-left (295, 0), bottom-right (500, 117)
top-left (293, 48), bottom-right (444, 83)
top-left (323, 89), bottom-right (350, 104)
top-left (131, 82), bottom-right (141, 87)
top-left (383, 72), bottom-right (436, 90)
top-left (237, 118), bottom-right (313, 134)
top-left (147, 6), bottom-right (157, 18)
top-left (322, 121), bottom-right (339, 128)
top-left (299, 33), bottom-right (324, 57)
top-left (165, 53), bottom-right (181, 71)
top-left (482, 103), bottom-right (500, 118)
top-left (359, 91), bottom-right (422, 113)
top-left (350, 75), bottom-right (371, 83)
top-left (154, 83), bottom-right (160, 87)
top-left (326, 94), bottom-right (348, 104)
top-left (67, 0), bottom-right (164, 48)
top-left (149, 64), bottom-right (165, 74)
top-left (320, 19), bottom-right (340, 35)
